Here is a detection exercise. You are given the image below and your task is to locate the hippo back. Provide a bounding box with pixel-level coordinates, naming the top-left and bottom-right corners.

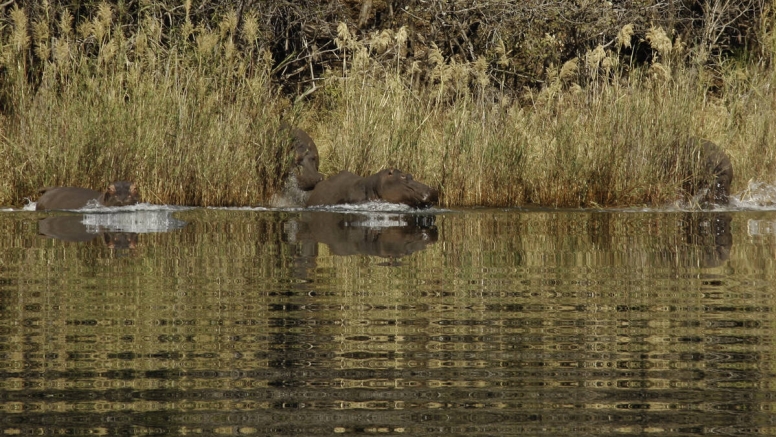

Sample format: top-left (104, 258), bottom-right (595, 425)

top-left (306, 171), bottom-right (364, 206)
top-left (306, 169), bottom-right (439, 208)
top-left (36, 181), bottom-right (139, 210)
top-left (36, 187), bottom-right (104, 210)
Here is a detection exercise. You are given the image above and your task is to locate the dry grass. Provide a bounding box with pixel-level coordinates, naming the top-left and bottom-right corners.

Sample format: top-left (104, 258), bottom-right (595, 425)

top-left (0, 5), bottom-right (289, 207)
top-left (314, 22), bottom-right (776, 207)
top-left (0, 5), bottom-right (775, 208)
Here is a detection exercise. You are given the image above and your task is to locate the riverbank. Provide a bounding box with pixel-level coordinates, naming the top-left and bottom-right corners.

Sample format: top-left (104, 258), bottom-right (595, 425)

top-left (0, 3), bottom-right (774, 208)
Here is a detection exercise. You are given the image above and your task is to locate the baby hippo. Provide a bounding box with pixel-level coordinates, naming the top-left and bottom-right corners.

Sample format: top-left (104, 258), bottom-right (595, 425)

top-left (36, 181), bottom-right (140, 211)
top-left (306, 168), bottom-right (438, 208)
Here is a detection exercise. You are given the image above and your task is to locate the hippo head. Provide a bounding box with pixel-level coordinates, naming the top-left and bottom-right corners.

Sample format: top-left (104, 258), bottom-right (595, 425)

top-left (375, 168), bottom-right (439, 208)
top-left (290, 127), bottom-right (325, 191)
top-left (102, 181), bottom-right (140, 207)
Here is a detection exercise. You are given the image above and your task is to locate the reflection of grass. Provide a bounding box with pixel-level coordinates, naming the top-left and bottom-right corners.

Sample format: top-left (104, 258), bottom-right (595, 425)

top-left (3, 210), bottom-right (771, 353)
top-left (0, 209), bottom-right (772, 385)
top-left (0, 5), bottom-right (774, 207)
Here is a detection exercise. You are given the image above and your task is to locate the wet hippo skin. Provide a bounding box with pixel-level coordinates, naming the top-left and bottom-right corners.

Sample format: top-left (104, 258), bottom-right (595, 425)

top-left (280, 123), bottom-right (325, 191)
top-left (306, 168), bottom-right (439, 208)
top-left (36, 181), bottom-right (140, 210)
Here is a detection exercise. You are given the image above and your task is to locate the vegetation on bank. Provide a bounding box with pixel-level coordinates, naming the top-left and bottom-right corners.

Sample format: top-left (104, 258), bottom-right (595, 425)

top-left (0, 1), bottom-right (774, 207)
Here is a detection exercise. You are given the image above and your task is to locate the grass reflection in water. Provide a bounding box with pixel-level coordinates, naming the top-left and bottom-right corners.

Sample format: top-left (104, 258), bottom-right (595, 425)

top-left (0, 208), bottom-right (773, 436)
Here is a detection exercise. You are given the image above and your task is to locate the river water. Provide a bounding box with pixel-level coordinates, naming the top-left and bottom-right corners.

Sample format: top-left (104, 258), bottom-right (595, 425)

top-left (1, 200), bottom-right (776, 435)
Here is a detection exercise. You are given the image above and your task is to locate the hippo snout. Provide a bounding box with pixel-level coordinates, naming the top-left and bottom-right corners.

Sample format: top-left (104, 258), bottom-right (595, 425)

top-left (422, 188), bottom-right (439, 205)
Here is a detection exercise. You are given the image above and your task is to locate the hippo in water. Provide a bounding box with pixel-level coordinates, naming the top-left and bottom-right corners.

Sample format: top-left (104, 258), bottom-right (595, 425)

top-left (281, 123), bottom-right (325, 191)
top-left (306, 168), bottom-right (439, 208)
top-left (36, 181), bottom-right (140, 210)
top-left (689, 139), bottom-right (733, 206)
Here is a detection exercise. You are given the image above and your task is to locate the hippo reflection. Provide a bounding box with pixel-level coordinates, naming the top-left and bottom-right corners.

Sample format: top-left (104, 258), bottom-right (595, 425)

top-left (38, 215), bottom-right (138, 249)
top-left (306, 168), bottom-right (439, 208)
top-left (37, 210), bottom-right (188, 249)
top-left (36, 181), bottom-right (140, 210)
top-left (679, 212), bottom-right (732, 268)
top-left (284, 211), bottom-right (437, 259)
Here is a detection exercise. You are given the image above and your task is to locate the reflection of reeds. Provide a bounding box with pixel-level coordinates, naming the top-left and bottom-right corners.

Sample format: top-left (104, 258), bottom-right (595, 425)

top-left (0, 8), bottom-right (774, 207)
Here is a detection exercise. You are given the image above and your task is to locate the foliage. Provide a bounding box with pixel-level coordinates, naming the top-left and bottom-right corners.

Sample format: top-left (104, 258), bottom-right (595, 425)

top-left (0, 1), bottom-right (774, 207)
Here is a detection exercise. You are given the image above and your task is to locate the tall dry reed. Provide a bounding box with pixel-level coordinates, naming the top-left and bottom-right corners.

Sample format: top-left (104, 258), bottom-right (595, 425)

top-left (312, 22), bottom-right (776, 207)
top-left (0, 4), bottom-right (289, 207)
top-left (0, 5), bottom-right (775, 208)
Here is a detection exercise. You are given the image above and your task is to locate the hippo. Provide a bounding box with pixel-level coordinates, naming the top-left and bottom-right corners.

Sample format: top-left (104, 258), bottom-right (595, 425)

top-left (36, 181), bottom-right (140, 210)
top-left (690, 138), bottom-right (733, 206)
top-left (305, 168), bottom-right (439, 208)
top-left (281, 122), bottom-right (325, 191)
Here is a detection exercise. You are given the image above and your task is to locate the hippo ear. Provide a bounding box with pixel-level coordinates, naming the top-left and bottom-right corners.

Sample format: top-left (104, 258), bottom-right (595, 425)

top-left (387, 168), bottom-right (395, 175)
top-left (107, 184), bottom-right (117, 195)
top-left (129, 183), bottom-right (138, 195)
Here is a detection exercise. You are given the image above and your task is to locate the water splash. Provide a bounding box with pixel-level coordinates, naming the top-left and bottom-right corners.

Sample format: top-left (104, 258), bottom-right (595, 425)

top-left (734, 180), bottom-right (776, 210)
top-left (307, 201), bottom-right (428, 213)
top-left (81, 210), bottom-right (188, 234)
top-left (269, 175), bottom-right (310, 208)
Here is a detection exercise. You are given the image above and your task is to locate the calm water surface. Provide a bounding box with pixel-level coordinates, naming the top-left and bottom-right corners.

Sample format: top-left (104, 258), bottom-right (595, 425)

top-left (1, 205), bottom-right (776, 436)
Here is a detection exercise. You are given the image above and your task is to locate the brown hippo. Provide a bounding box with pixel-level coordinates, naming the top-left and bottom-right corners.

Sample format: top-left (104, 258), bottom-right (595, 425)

top-left (690, 138), bottom-right (733, 206)
top-left (36, 181), bottom-right (140, 210)
top-left (280, 122), bottom-right (325, 191)
top-left (306, 168), bottom-right (439, 208)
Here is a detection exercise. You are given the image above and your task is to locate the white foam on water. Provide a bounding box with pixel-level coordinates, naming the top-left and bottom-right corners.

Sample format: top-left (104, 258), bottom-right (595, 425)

top-left (80, 210), bottom-right (188, 234)
top-left (747, 219), bottom-right (776, 237)
top-left (269, 174), bottom-right (311, 208)
top-left (341, 213), bottom-right (408, 229)
top-left (734, 180), bottom-right (776, 211)
top-left (208, 206), bottom-right (273, 212)
top-left (308, 201), bottom-right (419, 213)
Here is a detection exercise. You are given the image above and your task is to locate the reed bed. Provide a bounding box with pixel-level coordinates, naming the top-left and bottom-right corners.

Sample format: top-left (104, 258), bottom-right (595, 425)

top-left (0, 3), bottom-right (774, 207)
top-left (0, 4), bottom-right (290, 207)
